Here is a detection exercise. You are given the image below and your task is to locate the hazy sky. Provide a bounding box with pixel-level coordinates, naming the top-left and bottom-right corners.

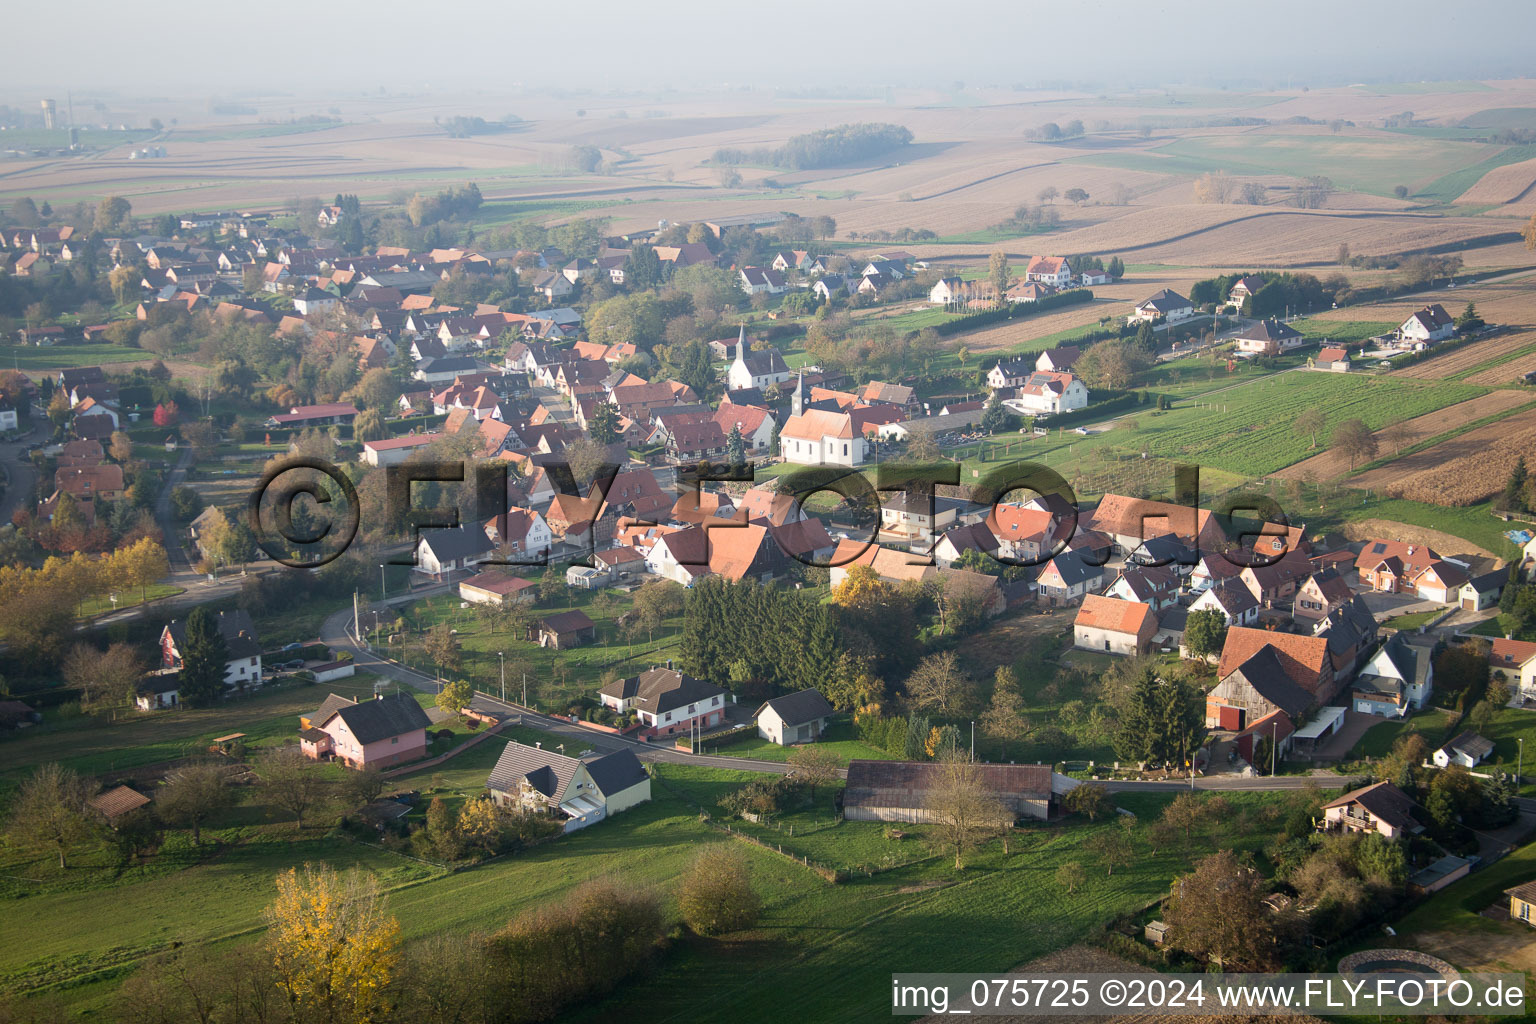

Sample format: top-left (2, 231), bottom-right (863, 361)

top-left (6, 0), bottom-right (1534, 94)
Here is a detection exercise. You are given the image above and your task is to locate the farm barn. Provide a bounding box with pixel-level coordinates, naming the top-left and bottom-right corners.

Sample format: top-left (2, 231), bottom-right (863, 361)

top-left (842, 760), bottom-right (1073, 823)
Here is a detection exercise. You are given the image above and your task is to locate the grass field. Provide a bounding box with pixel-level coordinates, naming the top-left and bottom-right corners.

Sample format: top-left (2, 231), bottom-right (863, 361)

top-left (1287, 318), bottom-right (1396, 346)
top-left (0, 673), bottom-right (389, 794)
top-left (1069, 132), bottom-right (1501, 196)
top-left (1416, 143), bottom-right (1536, 204)
top-left (1469, 612), bottom-right (1536, 642)
top-left (75, 582), bottom-right (183, 619)
top-left (397, 586), bottom-right (690, 711)
top-left (1381, 609), bottom-right (1442, 631)
top-left (1353, 707), bottom-right (1456, 760)
top-left (992, 371), bottom-right (1480, 479)
top-left (691, 719), bottom-right (898, 764)
top-left (0, 344), bottom-right (155, 370)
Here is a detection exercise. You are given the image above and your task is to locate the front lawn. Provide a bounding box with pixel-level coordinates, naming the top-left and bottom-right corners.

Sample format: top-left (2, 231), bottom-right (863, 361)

top-left (1352, 707), bottom-right (1457, 760)
top-left (76, 582), bottom-right (184, 619)
top-left (686, 719), bottom-right (898, 764)
top-left (1382, 608), bottom-right (1444, 631)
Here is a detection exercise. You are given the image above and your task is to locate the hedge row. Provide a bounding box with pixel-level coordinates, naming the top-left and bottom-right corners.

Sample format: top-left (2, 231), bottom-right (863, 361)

top-left (931, 288), bottom-right (1095, 338)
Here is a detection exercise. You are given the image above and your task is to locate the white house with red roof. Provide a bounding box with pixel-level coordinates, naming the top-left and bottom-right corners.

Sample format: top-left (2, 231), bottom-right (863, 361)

top-left (1074, 594), bottom-right (1157, 655)
top-left (1024, 255), bottom-right (1072, 288)
top-left (360, 432), bottom-right (444, 467)
top-left (1004, 371), bottom-right (1088, 416)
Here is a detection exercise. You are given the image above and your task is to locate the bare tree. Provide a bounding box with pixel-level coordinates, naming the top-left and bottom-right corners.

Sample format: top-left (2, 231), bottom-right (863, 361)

top-left (157, 761), bottom-right (234, 845)
top-left (905, 651), bottom-right (975, 714)
top-left (924, 755), bottom-right (1011, 869)
top-left (6, 763), bottom-right (97, 868)
top-left (259, 746), bottom-right (330, 830)
top-left (786, 744), bottom-right (839, 799)
top-left (1380, 419), bottom-right (1416, 455)
top-left (1330, 418), bottom-right (1378, 469)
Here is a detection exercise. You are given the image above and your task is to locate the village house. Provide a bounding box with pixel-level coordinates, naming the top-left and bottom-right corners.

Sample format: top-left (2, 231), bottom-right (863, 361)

top-left (1398, 304), bottom-right (1455, 345)
top-left (1189, 577), bottom-right (1261, 626)
top-left (987, 356), bottom-right (1036, 391)
top-left (1036, 346), bottom-right (1081, 372)
top-left (754, 689), bottom-right (835, 746)
top-left (1355, 540), bottom-right (1441, 593)
top-left (1351, 632), bottom-right (1435, 717)
top-left (1433, 730), bottom-right (1494, 769)
top-left (1292, 568), bottom-right (1354, 625)
top-left (1233, 319), bottom-right (1305, 357)
top-left (599, 664), bottom-right (730, 739)
top-left (929, 277), bottom-right (967, 305)
top-left (1322, 781), bottom-right (1420, 839)
top-left (1104, 565), bottom-right (1180, 610)
top-left (1488, 638), bottom-right (1536, 699)
top-left (843, 760), bottom-right (1065, 824)
top-left (486, 742), bottom-right (650, 831)
top-left (1035, 546), bottom-right (1107, 606)
top-left (1004, 371), bottom-right (1089, 417)
top-left (483, 507), bottom-right (553, 562)
top-left (1412, 559), bottom-right (1470, 604)
top-left (160, 610), bottom-right (262, 689)
top-left (1458, 569), bottom-right (1506, 611)
top-left (414, 525), bottom-right (495, 577)
top-left (739, 266), bottom-right (786, 295)
top-left (1074, 595), bottom-right (1157, 655)
top-left (1130, 288), bottom-right (1194, 324)
top-left (1226, 274), bottom-right (1266, 309)
top-left (300, 692), bottom-right (432, 769)
top-left (1023, 255), bottom-right (1072, 288)
top-left (1504, 882), bottom-right (1536, 928)
top-left (1206, 627), bottom-right (1335, 728)
top-left (459, 570), bottom-right (538, 607)
top-left (359, 433), bottom-right (444, 467)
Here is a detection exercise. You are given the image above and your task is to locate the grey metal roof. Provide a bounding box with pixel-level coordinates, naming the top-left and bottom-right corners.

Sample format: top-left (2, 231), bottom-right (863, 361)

top-left (1228, 647), bottom-right (1314, 719)
top-left (600, 667), bottom-right (726, 715)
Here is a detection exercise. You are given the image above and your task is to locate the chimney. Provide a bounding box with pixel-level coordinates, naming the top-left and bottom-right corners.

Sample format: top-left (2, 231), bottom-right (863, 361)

top-left (667, 658), bottom-right (674, 671)
top-left (535, 741), bottom-right (542, 749)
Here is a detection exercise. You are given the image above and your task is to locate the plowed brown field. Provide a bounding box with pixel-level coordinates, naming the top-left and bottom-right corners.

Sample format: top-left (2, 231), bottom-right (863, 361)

top-left (1272, 389), bottom-right (1534, 481)
top-left (1391, 329), bottom-right (1536, 379)
top-left (1350, 404), bottom-right (1536, 505)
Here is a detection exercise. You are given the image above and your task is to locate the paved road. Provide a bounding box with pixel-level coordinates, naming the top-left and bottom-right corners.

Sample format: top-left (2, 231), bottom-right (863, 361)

top-left (154, 446), bottom-right (197, 570)
top-left (0, 416), bottom-right (40, 526)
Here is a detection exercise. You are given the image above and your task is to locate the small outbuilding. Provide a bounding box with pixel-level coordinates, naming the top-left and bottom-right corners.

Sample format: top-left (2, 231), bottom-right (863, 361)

top-left (754, 689), bottom-right (835, 746)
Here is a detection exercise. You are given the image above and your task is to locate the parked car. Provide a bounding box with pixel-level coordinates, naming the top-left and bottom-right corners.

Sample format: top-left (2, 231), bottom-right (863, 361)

top-left (282, 642), bottom-right (303, 651)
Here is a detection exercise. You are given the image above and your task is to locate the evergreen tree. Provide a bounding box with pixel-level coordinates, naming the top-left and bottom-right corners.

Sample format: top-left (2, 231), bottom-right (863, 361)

top-left (588, 401), bottom-right (619, 445)
top-left (1107, 256), bottom-right (1124, 280)
top-left (178, 607), bottom-right (229, 707)
top-left (1504, 455), bottom-right (1528, 512)
top-left (726, 425), bottom-right (746, 470)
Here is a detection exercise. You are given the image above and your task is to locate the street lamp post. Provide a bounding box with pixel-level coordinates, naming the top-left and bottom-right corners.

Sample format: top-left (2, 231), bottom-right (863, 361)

top-left (379, 564), bottom-right (386, 600)
top-left (1518, 738), bottom-right (1524, 792)
top-left (498, 651), bottom-right (505, 702)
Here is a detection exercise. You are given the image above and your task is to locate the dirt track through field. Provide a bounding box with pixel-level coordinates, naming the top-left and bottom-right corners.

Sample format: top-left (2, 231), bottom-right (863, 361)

top-left (1271, 389), bottom-right (1534, 481)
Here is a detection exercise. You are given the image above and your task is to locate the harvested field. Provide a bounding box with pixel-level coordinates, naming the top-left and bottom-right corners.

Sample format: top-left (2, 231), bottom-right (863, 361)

top-left (1272, 389), bottom-right (1535, 481)
top-left (1311, 273), bottom-right (1536, 332)
top-left (1351, 404), bottom-right (1536, 506)
top-left (1391, 329), bottom-right (1536, 380)
top-left (1467, 346), bottom-right (1536, 385)
top-left (1456, 155), bottom-right (1536, 205)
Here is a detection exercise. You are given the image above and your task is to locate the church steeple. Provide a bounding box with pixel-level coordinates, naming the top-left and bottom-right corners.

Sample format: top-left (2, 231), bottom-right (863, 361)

top-left (736, 323), bottom-right (749, 361)
top-left (792, 368), bottom-right (804, 417)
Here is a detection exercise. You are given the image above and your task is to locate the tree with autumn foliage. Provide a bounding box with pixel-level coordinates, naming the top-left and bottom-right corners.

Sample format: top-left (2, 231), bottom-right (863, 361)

top-left (152, 400), bottom-right (180, 427)
top-left (263, 864), bottom-right (401, 1024)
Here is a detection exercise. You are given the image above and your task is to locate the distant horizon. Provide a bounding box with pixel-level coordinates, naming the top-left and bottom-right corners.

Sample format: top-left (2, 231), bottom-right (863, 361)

top-left (5, 0), bottom-right (1535, 95)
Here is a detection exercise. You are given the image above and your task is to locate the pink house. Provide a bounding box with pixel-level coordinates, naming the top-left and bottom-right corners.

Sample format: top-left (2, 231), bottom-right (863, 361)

top-left (300, 693), bottom-right (432, 769)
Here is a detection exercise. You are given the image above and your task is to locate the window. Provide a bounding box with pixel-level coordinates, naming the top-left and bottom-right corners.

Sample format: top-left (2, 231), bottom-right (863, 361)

top-left (391, 737), bottom-right (398, 744)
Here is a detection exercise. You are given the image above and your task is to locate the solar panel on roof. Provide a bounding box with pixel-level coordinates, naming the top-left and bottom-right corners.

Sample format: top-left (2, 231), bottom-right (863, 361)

top-left (1372, 543), bottom-right (1386, 554)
